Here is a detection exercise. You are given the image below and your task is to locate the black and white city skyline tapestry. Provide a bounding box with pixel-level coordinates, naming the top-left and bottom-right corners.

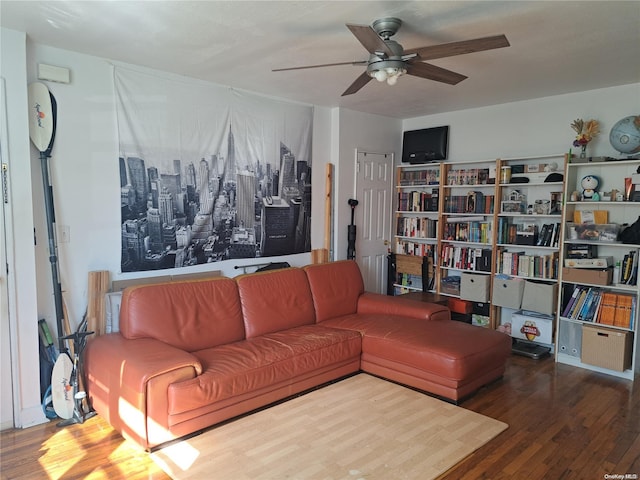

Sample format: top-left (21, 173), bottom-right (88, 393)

top-left (115, 67), bottom-right (313, 272)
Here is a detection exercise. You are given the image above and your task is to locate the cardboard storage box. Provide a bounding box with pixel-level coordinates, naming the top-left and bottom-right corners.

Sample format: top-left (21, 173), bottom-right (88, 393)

top-left (460, 272), bottom-right (490, 302)
top-left (492, 277), bottom-right (525, 309)
top-left (581, 325), bottom-right (632, 372)
top-left (511, 310), bottom-right (554, 344)
top-left (562, 267), bottom-right (612, 286)
top-left (521, 280), bottom-right (558, 316)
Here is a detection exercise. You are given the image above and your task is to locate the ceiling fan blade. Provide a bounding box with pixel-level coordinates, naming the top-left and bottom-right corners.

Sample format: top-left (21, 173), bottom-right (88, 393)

top-left (406, 62), bottom-right (467, 85)
top-left (342, 71), bottom-right (372, 96)
top-left (346, 23), bottom-right (393, 57)
top-left (404, 35), bottom-right (510, 61)
top-left (273, 60), bottom-right (366, 72)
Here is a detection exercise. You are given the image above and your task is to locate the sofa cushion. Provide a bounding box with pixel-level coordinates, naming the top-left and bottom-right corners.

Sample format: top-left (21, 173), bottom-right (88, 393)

top-left (304, 260), bottom-right (365, 323)
top-left (320, 314), bottom-right (512, 381)
top-left (119, 277), bottom-right (245, 352)
top-left (166, 325), bottom-right (362, 416)
top-left (237, 268), bottom-right (316, 338)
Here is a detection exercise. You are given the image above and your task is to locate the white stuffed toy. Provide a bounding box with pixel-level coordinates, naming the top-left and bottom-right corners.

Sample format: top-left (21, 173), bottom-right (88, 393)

top-left (581, 175), bottom-right (599, 201)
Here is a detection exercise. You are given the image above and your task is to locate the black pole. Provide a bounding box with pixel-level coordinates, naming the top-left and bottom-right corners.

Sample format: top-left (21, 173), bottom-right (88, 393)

top-left (40, 152), bottom-right (66, 354)
top-left (347, 199), bottom-right (358, 260)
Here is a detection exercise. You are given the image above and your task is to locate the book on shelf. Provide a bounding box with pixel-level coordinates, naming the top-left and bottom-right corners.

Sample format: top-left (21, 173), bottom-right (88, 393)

top-left (586, 289), bottom-right (604, 322)
top-left (441, 245), bottom-right (492, 271)
top-left (573, 210), bottom-right (609, 224)
top-left (444, 195), bottom-right (494, 214)
top-left (534, 223), bottom-right (561, 247)
top-left (620, 250), bottom-right (638, 286)
top-left (446, 167), bottom-right (490, 186)
top-left (497, 250), bottom-right (559, 279)
top-left (399, 169), bottom-right (440, 186)
top-left (594, 292), bottom-right (634, 328)
top-left (570, 287), bottom-right (590, 319)
top-left (578, 288), bottom-right (603, 322)
top-left (397, 217), bottom-right (438, 239)
top-left (591, 289), bottom-right (606, 323)
top-left (444, 220), bottom-right (491, 243)
top-left (551, 222), bottom-right (561, 248)
top-left (395, 240), bottom-right (436, 259)
top-left (562, 284), bottom-right (581, 317)
top-left (597, 292), bottom-right (618, 326)
top-left (397, 273), bottom-right (423, 291)
top-left (613, 293), bottom-right (634, 329)
top-left (398, 190), bottom-right (439, 212)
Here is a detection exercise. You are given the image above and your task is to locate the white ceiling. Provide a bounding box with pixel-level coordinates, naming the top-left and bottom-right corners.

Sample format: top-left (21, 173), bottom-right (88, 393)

top-left (1, 1), bottom-right (639, 119)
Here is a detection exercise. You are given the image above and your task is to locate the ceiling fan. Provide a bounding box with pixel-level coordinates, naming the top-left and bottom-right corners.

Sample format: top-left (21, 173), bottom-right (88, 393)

top-left (273, 17), bottom-right (510, 96)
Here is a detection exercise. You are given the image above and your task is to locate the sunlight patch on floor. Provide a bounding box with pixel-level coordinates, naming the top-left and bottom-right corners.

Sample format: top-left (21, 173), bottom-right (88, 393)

top-left (154, 440), bottom-right (200, 471)
top-left (38, 425), bottom-right (111, 479)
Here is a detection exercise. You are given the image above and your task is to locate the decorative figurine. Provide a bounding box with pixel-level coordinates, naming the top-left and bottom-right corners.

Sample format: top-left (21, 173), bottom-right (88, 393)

top-left (610, 189), bottom-right (619, 202)
top-left (581, 175), bottom-right (599, 201)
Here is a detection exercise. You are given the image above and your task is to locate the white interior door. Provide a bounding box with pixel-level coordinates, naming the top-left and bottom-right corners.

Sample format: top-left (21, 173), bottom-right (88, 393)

top-left (0, 79), bottom-right (14, 430)
top-left (354, 150), bottom-right (393, 293)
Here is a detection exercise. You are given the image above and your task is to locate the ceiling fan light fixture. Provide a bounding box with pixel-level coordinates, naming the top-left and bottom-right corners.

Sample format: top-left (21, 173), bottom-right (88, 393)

top-left (374, 69), bottom-right (388, 82)
top-left (367, 59), bottom-right (406, 84)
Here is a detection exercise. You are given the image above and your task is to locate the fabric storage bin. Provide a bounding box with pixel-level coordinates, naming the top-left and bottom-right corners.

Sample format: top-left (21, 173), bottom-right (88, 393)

top-left (460, 272), bottom-right (490, 302)
top-left (521, 280), bottom-right (558, 316)
top-left (582, 325), bottom-right (632, 372)
top-left (492, 277), bottom-right (525, 309)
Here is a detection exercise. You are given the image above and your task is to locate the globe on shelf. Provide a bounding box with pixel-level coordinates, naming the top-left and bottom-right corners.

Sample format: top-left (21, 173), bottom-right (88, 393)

top-left (609, 115), bottom-right (640, 157)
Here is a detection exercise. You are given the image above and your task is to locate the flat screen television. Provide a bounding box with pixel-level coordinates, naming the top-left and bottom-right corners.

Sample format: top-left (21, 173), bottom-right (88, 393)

top-left (401, 126), bottom-right (449, 163)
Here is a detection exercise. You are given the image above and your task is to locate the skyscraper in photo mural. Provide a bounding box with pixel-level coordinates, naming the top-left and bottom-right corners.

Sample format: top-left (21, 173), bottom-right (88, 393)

top-left (120, 123), bottom-right (311, 272)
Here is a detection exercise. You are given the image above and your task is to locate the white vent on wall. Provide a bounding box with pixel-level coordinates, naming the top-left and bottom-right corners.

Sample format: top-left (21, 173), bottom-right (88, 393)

top-left (38, 64), bottom-right (71, 84)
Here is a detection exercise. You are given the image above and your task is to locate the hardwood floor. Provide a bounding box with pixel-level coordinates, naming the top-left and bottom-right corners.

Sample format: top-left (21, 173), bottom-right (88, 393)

top-left (1, 355), bottom-right (638, 479)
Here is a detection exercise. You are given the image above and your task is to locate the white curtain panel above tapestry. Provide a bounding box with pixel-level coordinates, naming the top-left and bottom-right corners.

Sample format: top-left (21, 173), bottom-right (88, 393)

top-left (114, 66), bottom-right (313, 273)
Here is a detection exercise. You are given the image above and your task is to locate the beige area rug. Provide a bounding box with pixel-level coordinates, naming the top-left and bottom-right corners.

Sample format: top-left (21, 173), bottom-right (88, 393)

top-left (151, 374), bottom-right (507, 480)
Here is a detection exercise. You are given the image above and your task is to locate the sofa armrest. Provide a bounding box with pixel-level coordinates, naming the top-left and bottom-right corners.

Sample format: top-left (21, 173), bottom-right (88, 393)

top-left (357, 292), bottom-right (451, 321)
top-left (85, 333), bottom-right (202, 449)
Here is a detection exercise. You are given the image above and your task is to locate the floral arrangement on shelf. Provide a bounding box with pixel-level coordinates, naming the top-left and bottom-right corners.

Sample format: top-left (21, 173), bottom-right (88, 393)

top-left (570, 118), bottom-right (600, 157)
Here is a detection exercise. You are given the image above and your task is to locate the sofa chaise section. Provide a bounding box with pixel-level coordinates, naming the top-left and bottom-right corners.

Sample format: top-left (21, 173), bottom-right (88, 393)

top-left (304, 260), bottom-right (512, 402)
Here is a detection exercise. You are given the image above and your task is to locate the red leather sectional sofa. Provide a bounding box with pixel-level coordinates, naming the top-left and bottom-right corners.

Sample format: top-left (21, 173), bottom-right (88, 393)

top-left (85, 260), bottom-right (511, 450)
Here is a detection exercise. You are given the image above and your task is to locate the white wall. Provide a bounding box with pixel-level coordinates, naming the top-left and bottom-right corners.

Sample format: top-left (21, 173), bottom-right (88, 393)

top-left (334, 109), bottom-right (402, 260)
top-left (403, 84), bottom-right (640, 162)
top-left (1, 28), bottom-right (46, 428)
